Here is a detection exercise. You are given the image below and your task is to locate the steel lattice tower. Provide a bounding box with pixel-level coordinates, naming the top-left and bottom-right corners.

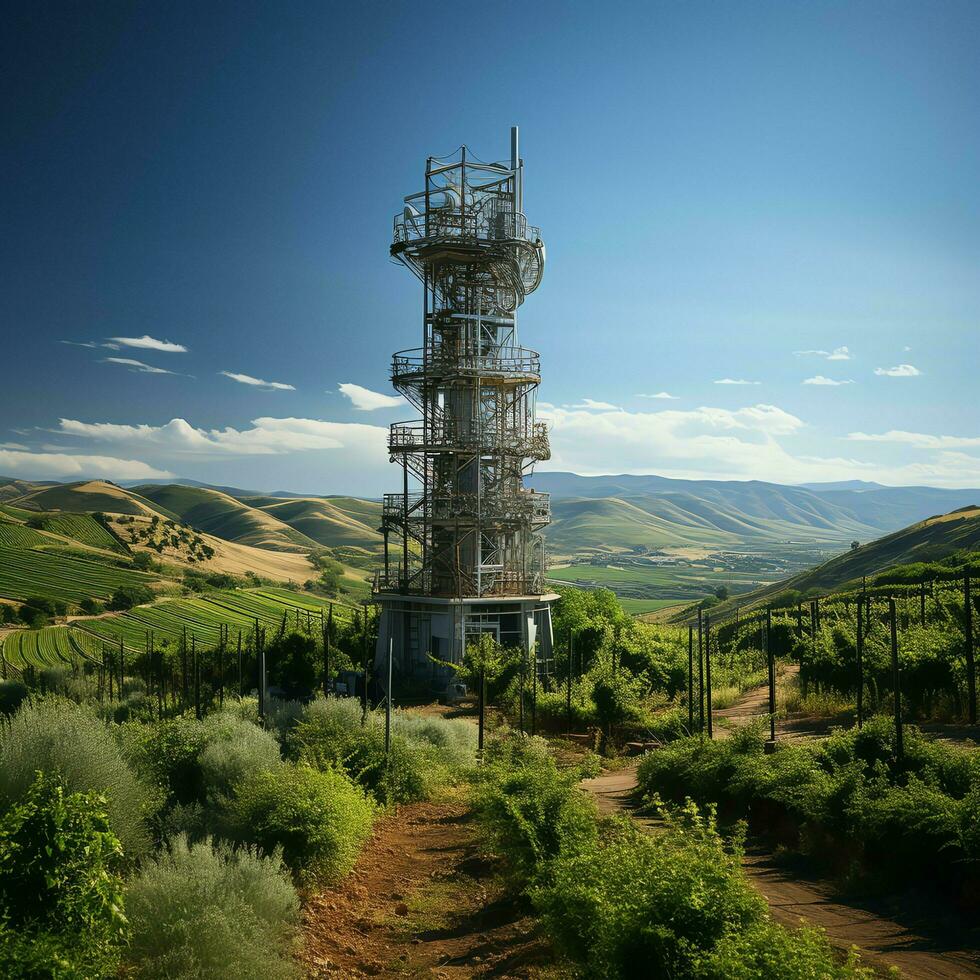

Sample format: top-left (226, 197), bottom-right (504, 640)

top-left (374, 127), bottom-right (556, 695)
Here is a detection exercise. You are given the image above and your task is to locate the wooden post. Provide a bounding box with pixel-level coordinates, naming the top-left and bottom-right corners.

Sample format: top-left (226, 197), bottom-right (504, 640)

top-left (193, 635), bottom-right (200, 720)
top-left (361, 603), bottom-right (370, 724)
top-left (478, 663), bottom-right (486, 753)
top-left (766, 607), bottom-right (776, 742)
top-left (704, 614), bottom-right (713, 739)
top-left (218, 625), bottom-right (225, 708)
top-left (920, 582), bottom-right (926, 626)
top-left (531, 642), bottom-right (538, 736)
top-left (325, 604), bottom-right (333, 696)
top-left (384, 636), bottom-right (393, 756)
top-left (967, 573), bottom-right (976, 725)
top-left (119, 637), bottom-right (125, 693)
top-left (697, 608), bottom-right (704, 734)
top-left (236, 630), bottom-right (242, 698)
top-left (687, 625), bottom-right (694, 734)
top-left (566, 630), bottom-right (573, 734)
top-left (856, 594), bottom-right (864, 729)
top-left (258, 626), bottom-right (266, 721)
top-left (181, 627), bottom-right (188, 710)
top-left (889, 598), bottom-right (903, 760)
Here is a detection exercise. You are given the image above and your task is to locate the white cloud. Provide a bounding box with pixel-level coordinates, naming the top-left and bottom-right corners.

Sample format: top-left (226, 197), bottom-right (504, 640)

top-left (568, 398), bottom-right (619, 411)
top-left (338, 383), bottom-right (405, 411)
top-left (874, 364), bottom-right (921, 377)
top-left (637, 392), bottom-right (679, 400)
top-left (846, 430), bottom-right (980, 450)
top-left (58, 416), bottom-right (388, 458)
top-left (803, 376), bottom-right (854, 386)
top-left (221, 371), bottom-right (295, 391)
top-left (109, 335), bottom-right (188, 353)
top-left (713, 378), bottom-right (760, 385)
top-left (795, 346), bottom-right (851, 360)
top-left (0, 442), bottom-right (29, 451)
top-left (0, 449), bottom-right (171, 480)
top-left (106, 357), bottom-right (180, 375)
top-left (903, 345), bottom-right (912, 352)
top-left (535, 402), bottom-right (980, 487)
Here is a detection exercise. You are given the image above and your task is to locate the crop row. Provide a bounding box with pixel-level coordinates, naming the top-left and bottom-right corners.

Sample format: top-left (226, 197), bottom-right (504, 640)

top-left (38, 513), bottom-right (127, 553)
top-left (1, 625), bottom-right (101, 671)
top-left (0, 546), bottom-right (153, 603)
top-left (0, 521), bottom-right (50, 550)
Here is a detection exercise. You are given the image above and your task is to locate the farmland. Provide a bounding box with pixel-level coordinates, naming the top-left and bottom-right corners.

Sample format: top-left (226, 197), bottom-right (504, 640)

top-left (0, 587), bottom-right (358, 670)
top-left (0, 545), bottom-right (157, 604)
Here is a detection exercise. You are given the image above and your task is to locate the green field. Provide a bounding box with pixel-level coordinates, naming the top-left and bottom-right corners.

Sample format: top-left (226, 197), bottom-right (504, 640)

top-left (36, 513), bottom-right (127, 552)
top-left (0, 521), bottom-right (51, 550)
top-left (1, 587), bottom-right (359, 669)
top-left (0, 546), bottom-right (156, 604)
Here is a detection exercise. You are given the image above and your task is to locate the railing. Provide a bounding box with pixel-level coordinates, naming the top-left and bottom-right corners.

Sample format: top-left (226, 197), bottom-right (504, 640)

top-left (391, 344), bottom-right (541, 383)
top-left (393, 204), bottom-right (540, 248)
top-left (387, 419), bottom-right (550, 459)
top-left (382, 489), bottom-right (550, 526)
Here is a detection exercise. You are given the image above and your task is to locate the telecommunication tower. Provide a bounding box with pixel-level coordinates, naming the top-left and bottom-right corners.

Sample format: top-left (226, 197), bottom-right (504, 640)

top-left (374, 127), bottom-right (556, 694)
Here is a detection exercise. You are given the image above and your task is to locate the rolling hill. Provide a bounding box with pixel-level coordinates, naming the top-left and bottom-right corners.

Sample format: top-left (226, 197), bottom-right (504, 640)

top-left (241, 496), bottom-right (382, 551)
top-left (535, 472), bottom-right (980, 554)
top-left (10, 480), bottom-right (182, 520)
top-left (672, 505), bottom-right (980, 621)
top-left (131, 484), bottom-right (320, 553)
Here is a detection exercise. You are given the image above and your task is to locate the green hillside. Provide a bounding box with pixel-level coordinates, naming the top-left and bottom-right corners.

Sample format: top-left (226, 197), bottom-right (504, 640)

top-left (244, 495), bottom-right (382, 550)
top-left (11, 480), bottom-right (181, 520)
top-left (132, 484), bottom-right (319, 553)
top-left (679, 505), bottom-right (980, 621)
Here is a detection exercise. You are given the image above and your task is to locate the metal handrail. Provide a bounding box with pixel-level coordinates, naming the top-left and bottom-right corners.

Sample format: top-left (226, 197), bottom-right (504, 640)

top-left (391, 344), bottom-right (541, 381)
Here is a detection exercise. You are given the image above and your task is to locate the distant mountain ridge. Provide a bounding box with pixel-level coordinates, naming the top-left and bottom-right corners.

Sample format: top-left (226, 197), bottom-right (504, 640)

top-left (531, 472), bottom-right (980, 553)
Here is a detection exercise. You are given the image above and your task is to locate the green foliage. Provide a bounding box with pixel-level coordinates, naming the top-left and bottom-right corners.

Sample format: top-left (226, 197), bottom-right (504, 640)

top-left (198, 714), bottom-right (282, 801)
top-left (0, 698), bottom-right (153, 857)
top-left (0, 773), bottom-right (126, 978)
top-left (474, 734), bottom-right (598, 880)
top-left (475, 734), bottom-right (869, 979)
top-left (0, 679), bottom-right (28, 715)
top-left (125, 835), bottom-right (300, 980)
top-left (107, 584), bottom-right (154, 611)
top-left (289, 696), bottom-right (476, 805)
top-left (268, 631), bottom-right (318, 697)
top-left (228, 763), bottom-right (374, 885)
top-left (636, 717), bottom-right (980, 891)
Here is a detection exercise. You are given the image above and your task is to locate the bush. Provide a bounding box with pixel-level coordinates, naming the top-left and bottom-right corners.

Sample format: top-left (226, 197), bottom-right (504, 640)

top-left (228, 763), bottom-right (374, 885)
top-left (289, 696), bottom-right (476, 805)
top-left (0, 698), bottom-right (153, 857)
top-left (0, 679), bottom-right (28, 716)
top-left (107, 585), bottom-right (154, 611)
top-left (474, 733), bottom-right (598, 880)
top-left (126, 835), bottom-right (300, 980)
top-left (0, 773), bottom-right (126, 978)
top-left (198, 715), bottom-right (282, 801)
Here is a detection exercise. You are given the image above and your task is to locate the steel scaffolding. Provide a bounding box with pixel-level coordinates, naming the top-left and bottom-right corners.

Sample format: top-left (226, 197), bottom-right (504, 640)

top-left (373, 127), bottom-right (555, 694)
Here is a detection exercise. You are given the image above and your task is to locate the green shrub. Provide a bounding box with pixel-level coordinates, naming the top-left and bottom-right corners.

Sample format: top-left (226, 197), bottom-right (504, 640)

top-left (290, 696), bottom-right (475, 804)
top-left (0, 773), bottom-right (126, 978)
top-left (474, 733), bottom-right (597, 880)
top-left (0, 679), bottom-right (28, 715)
top-left (228, 763), bottom-right (374, 885)
top-left (198, 716), bottom-right (282, 801)
top-left (107, 584), bottom-right (154, 611)
top-left (0, 698), bottom-right (153, 856)
top-left (126, 835), bottom-right (300, 979)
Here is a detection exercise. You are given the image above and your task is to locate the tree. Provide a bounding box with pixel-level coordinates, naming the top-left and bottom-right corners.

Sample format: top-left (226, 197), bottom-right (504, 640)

top-left (107, 585), bottom-right (154, 611)
top-left (268, 632), bottom-right (318, 697)
top-left (714, 585), bottom-right (730, 601)
top-left (851, 540), bottom-right (860, 551)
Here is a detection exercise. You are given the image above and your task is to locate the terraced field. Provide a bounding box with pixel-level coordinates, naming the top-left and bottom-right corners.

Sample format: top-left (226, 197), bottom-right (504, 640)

top-left (37, 513), bottom-right (127, 552)
top-left (1, 625), bottom-right (102, 670)
top-left (0, 546), bottom-right (155, 603)
top-left (1, 588), bottom-right (358, 669)
top-left (0, 521), bottom-right (51, 549)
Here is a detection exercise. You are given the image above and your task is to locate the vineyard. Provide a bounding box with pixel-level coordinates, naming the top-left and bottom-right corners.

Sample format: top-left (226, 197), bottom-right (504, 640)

top-left (33, 512), bottom-right (128, 552)
top-left (0, 587), bottom-right (357, 671)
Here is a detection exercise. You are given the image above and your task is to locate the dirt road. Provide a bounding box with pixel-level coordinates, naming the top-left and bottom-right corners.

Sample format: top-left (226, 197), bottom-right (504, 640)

top-left (580, 766), bottom-right (980, 979)
top-left (301, 798), bottom-right (557, 978)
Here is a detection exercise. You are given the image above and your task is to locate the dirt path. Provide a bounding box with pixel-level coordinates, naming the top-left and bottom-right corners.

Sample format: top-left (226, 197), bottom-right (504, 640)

top-left (580, 767), bottom-right (980, 979)
top-left (301, 798), bottom-right (557, 978)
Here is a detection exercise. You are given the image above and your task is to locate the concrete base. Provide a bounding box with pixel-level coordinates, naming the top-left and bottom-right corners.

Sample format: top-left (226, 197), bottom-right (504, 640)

top-left (372, 593), bottom-right (557, 699)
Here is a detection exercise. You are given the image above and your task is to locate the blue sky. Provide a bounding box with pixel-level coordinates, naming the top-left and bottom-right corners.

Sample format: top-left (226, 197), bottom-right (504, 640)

top-left (2, 0), bottom-right (978, 495)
